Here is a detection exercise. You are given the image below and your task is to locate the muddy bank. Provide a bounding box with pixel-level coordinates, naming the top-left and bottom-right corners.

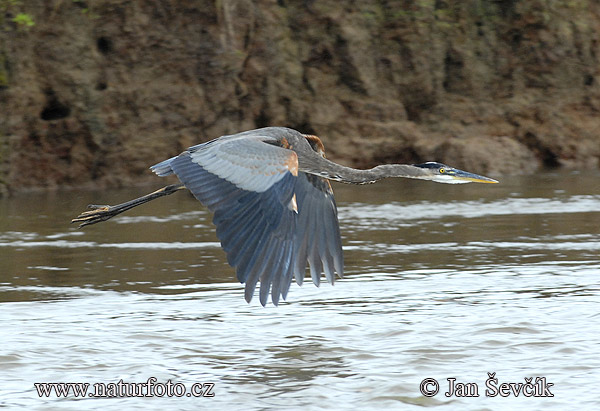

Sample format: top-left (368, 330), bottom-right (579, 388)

top-left (1, 0), bottom-right (599, 193)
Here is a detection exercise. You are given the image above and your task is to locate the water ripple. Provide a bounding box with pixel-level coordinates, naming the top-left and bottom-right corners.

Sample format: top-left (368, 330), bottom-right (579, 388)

top-left (1, 176), bottom-right (599, 410)
top-left (0, 240), bottom-right (221, 249)
top-left (340, 195), bottom-right (600, 227)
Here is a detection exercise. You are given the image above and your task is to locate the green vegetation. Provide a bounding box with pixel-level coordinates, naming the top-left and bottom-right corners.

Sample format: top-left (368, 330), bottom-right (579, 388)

top-left (12, 12), bottom-right (34, 28)
top-left (0, 0), bottom-right (35, 30)
top-left (0, 1), bottom-right (34, 89)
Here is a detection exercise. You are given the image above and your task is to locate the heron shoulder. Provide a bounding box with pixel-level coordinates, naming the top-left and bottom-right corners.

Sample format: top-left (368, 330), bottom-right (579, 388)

top-left (303, 135), bottom-right (326, 158)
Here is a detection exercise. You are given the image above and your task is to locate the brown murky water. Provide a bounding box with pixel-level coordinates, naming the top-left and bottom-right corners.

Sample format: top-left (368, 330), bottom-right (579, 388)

top-left (1, 171), bottom-right (599, 409)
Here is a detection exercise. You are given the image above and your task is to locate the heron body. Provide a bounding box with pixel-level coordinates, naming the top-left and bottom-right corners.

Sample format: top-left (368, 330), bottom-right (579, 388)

top-left (73, 127), bottom-right (498, 306)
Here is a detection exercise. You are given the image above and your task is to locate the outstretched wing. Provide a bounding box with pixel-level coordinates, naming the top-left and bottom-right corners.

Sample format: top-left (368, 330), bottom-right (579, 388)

top-left (150, 129), bottom-right (344, 306)
top-left (151, 135), bottom-right (298, 306)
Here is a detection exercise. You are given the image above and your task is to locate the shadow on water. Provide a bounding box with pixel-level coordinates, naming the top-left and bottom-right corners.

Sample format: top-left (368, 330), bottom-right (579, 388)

top-left (1, 171), bottom-right (599, 409)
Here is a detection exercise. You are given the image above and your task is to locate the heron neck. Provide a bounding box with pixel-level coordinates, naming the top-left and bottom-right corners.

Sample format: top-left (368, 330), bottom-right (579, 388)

top-left (301, 156), bottom-right (429, 184)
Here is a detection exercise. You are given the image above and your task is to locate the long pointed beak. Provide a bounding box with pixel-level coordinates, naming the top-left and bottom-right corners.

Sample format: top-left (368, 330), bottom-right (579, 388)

top-left (452, 170), bottom-right (499, 184)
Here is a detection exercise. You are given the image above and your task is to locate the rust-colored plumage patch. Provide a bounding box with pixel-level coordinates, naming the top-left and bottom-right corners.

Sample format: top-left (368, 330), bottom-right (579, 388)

top-left (280, 137), bottom-right (292, 150)
top-left (303, 134), bottom-right (333, 193)
top-left (303, 134), bottom-right (326, 158)
top-left (285, 151), bottom-right (299, 176)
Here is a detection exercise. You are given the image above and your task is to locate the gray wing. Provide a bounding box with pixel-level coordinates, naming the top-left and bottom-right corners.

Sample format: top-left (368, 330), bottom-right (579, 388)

top-left (293, 173), bottom-right (344, 288)
top-left (151, 131), bottom-right (344, 305)
top-left (151, 136), bottom-right (298, 306)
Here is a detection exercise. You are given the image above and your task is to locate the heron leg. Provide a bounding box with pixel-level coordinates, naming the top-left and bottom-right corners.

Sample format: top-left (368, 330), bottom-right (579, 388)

top-left (71, 183), bottom-right (186, 228)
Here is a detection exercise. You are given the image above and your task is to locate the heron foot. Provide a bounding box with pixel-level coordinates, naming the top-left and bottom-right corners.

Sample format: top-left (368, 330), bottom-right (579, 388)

top-left (71, 205), bottom-right (120, 228)
top-left (71, 184), bottom-right (186, 229)
top-left (87, 204), bottom-right (110, 211)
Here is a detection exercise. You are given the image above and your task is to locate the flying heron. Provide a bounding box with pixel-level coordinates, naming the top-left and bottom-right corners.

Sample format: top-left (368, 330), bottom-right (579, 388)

top-left (72, 127), bottom-right (498, 306)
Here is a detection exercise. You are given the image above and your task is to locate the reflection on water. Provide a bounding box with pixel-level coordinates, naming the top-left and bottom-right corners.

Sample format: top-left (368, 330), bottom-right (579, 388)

top-left (1, 171), bottom-right (599, 409)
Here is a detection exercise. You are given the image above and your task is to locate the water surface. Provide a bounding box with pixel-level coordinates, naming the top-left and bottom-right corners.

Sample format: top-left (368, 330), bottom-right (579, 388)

top-left (1, 171), bottom-right (599, 409)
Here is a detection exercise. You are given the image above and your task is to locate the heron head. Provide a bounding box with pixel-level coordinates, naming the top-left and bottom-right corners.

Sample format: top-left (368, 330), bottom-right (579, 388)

top-left (413, 162), bottom-right (499, 184)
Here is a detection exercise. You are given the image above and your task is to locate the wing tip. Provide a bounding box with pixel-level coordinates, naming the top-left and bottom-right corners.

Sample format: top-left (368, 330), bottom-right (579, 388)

top-left (150, 157), bottom-right (176, 177)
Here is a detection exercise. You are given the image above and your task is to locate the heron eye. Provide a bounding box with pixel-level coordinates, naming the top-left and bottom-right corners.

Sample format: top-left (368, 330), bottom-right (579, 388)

top-left (439, 168), bottom-right (445, 173)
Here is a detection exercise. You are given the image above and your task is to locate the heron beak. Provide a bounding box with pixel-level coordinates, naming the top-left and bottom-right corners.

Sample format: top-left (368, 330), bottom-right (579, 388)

top-left (451, 169), bottom-right (499, 184)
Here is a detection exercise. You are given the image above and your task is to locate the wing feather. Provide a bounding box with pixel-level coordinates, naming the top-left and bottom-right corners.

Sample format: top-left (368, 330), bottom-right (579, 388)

top-left (235, 223), bottom-right (271, 284)
top-left (246, 237), bottom-right (277, 303)
top-left (260, 243), bottom-right (285, 306)
top-left (293, 173), bottom-right (344, 287)
top-left (280, 243), bottom-right (295, 300)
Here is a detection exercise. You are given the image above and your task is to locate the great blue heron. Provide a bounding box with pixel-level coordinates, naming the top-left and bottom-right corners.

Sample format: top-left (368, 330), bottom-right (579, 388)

top-left (72, 127), bottom-right (498, 306)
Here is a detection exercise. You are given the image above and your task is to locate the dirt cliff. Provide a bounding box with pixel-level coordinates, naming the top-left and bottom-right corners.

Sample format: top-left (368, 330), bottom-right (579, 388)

top-left (1, 0), bottom-right (599, 193)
